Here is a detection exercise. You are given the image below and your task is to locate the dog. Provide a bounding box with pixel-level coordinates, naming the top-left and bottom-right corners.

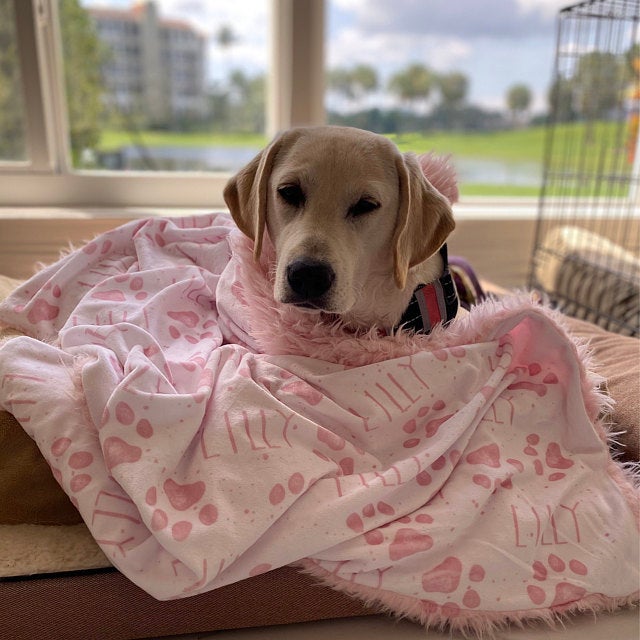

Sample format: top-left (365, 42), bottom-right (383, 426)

top-left (223, 125), bottom-right (458, 332)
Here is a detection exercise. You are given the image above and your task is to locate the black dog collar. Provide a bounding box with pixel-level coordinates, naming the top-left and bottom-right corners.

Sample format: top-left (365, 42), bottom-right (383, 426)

top-left (395, 244), bottom-right (459, 334)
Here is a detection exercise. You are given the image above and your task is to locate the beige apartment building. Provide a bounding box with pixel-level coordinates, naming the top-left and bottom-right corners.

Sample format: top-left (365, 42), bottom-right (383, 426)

top-left (89, 1), bottom-right (208, 127)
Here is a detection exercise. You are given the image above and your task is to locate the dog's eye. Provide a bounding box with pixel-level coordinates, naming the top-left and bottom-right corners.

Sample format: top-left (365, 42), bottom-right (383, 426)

top-left (277, 184), bottom-right (305, 208)
top-left (349, 198), bottom-right (380, 218)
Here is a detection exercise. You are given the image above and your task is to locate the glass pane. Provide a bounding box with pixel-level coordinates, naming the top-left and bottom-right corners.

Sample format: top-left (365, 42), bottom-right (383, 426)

top-left (326, 0), bottom-right (571, 197)
top-left (62, 0), bottom-right (269, 172)
top-left (0, 0), bottom-right (28, 162)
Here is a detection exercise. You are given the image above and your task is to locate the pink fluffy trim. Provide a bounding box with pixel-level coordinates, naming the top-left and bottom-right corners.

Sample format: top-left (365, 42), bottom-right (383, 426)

top-left (298, 558), bottom-right (639, 638)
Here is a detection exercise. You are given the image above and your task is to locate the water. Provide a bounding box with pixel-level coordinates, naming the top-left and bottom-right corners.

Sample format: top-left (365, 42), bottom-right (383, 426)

top-left (98, 145), bottom-right (261, 172)
top-left (102, 145), bottom-right (543, 187)
top-left (122, 145), bottom-right (260, 172)
top-left (454, 157), bottom-right (542, 187)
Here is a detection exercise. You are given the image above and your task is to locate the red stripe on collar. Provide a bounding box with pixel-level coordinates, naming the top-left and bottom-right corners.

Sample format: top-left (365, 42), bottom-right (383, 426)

top-left (394, 244), bottom-right (459, 335)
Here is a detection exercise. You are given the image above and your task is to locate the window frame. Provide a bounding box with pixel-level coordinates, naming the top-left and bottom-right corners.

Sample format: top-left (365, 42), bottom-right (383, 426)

top-left (0, 0), bottom-right (325, 208)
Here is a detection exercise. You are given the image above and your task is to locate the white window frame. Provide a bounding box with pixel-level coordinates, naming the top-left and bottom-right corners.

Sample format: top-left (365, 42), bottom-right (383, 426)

top-left (0, 0), bottom-right (325, 208)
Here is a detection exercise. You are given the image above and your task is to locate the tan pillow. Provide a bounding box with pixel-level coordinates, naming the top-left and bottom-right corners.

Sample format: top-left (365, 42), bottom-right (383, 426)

top-left (563, 316), bottom-right (639, 462)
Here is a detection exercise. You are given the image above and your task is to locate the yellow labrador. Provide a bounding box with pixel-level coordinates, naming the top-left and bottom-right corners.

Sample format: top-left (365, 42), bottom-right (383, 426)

top-left (224, 125), bottom-right (457, 332)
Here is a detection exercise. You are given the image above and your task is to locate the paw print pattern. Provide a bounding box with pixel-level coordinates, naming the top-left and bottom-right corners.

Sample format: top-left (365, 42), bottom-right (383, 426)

top-left (466, 432), bottom-right (576, 493)
top-left (523, 433), bottom-right (574, 482)
top-left (348, 510), bottom-right (439, 561)
top-left (526, 554), bottom-right (588, 606)
top-left (346, 500), bottom-right (396, 535)
top-left (401, 400), bottom-right (455, 449)
top-left (50, 437), bottom-right (95, 499)
top-left (145, 478), bottom-right (219, 542)
top-left (508, 361), bottom-right (559, 397)
top-left (388, 528), bottom-right (434, 560)
top-left (269, 472), bottom-right (306, 505)
top-left (421, 557), bottom-right (488, 612)
top-left (465, 443), bottom-right (514, 491)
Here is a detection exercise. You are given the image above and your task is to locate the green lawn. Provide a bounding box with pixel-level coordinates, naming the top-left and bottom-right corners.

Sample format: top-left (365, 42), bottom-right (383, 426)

top-left (98, 126), bottom-right (548, 162)
top-left (389, 127), bottom-right (546, 162)
top-left (95, 122), bottom-right (632, 197)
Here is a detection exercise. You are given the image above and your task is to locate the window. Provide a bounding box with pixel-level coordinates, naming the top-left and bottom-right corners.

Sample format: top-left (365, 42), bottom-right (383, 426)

top-left (0, 0), bottom-right (325, 208)
top-left (323, 0), bottom-right (629, 198)
top-left (66, 1), bottom-right (224, 172)
top-left (5, 0), bottom-right (634, 209)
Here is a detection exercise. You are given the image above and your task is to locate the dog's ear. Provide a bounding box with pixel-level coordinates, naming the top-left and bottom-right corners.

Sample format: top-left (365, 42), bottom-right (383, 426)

top-left (393, 152), bottom-right (456, 290)
top-left (223, 130), bottom-right (297, 259)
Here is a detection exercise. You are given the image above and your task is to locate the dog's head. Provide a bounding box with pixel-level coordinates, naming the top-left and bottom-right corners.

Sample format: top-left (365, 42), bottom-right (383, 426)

top-left (223, 126), bottom-right (454, 319)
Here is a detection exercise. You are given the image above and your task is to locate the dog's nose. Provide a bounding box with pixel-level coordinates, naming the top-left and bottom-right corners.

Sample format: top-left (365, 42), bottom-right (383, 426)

top-left (286, 258), bottom-right (335, 301)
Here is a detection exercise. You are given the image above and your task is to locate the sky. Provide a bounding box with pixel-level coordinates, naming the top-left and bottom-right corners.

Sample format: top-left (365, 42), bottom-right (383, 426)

top-left (82, 0), bottom-right (572, 114)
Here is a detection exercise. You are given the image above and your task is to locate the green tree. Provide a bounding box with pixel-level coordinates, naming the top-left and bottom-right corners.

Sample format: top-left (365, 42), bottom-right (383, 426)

top-left (0, 0), bottom-right (26, 160)
top-left (228, 70), bottom-right (265, 133)
top-left (208, 85), bottom-right (232, 132)
top-left (388, 63), bottom-right (435, 114)
top-left (328, 64), bottom-right (378, 110)
top-left (506, 83), bottom-right (532, 126)
top-left (438, 71), bottom-right (468, 110)
top-left (572, 51), bottom-right (623, 120)
top-left (548, 76), bottom-right (577, 122)
top-left (328, 68), bottom-right (352, 99)
top-left (60, 0), bottom-right (107, 157)
top-left (436, 71), bottom-right (469, 129)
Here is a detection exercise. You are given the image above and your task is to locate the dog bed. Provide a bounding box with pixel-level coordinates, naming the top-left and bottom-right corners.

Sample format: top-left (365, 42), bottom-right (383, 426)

top-left (0, 215), bottom-right (637, 639)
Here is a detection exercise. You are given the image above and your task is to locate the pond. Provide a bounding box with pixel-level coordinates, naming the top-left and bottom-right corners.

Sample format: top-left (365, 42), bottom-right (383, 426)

top-left (454, 157), bottom-right (541, 187)
top-left (98, 145), bottom-right (260, 173)
top-left (97, 145), bottom-right (543, 187)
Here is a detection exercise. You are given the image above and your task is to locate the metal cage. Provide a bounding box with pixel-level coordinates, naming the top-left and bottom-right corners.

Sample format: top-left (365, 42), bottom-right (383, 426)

top-left (529, 0), bottom-right (640, 336)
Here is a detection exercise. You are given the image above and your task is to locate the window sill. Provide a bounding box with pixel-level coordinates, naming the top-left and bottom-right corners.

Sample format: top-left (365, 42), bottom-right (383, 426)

top-left (0, 197), bottom-right (542, 221)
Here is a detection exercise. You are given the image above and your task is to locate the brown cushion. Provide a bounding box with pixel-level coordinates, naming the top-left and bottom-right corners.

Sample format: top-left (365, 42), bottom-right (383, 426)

top-left (0, 564), bottom-right (375, 640)
top-left (0, 410), bottom-right (82, 525)
top-left (0, 275), bottom-right (83, 525)
top-left (562, 316), bottom-right (639, 461)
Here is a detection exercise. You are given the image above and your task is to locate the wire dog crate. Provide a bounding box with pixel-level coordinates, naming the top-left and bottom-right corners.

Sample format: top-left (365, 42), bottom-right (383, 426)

top-left (529, 0), bottom-right (640, 336)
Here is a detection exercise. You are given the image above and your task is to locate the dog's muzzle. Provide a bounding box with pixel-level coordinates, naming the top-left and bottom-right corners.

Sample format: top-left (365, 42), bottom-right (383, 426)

top-left (286, 258), bottom-right (335, 308)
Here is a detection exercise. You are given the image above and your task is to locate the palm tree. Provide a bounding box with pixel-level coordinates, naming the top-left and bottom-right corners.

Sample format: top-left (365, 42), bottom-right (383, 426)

top-left (437, 71), bottom-right (469, 129)
top-left (388, 63), bottom-right (434, 132)
top-left (215, 25), bottom-right (236, 49)
top-left (506, 84), bottom-right (532, 127)
top-left (438, 72), bottom-right (468, 110)
top-left (328, 64), bottom-right (378, 111)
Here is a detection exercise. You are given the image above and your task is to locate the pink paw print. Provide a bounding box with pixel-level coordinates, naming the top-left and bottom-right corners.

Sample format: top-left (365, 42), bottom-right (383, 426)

top-left (346, 501), bottom-right (396, 538)
top-left (268, 472), bottom-right (306, 506)
top-left (465, 443), bottom-right (516, 492)
top-left (421, 557), bottom-right (487, 611)
top-left (146, 479), bottom-right (218, 542)
top-left (527, 554), bottom-right (588, 606)
top-left (508, 362), bottom-right (559, 397)
top-left (402, 400), bottom-right (454, 449)
top-left (522, 434), bottom-right (574, 482)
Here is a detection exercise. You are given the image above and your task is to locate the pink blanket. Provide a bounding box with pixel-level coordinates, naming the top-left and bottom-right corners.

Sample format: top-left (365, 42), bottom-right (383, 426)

top-left (0, 214), bottom-right (637, 634)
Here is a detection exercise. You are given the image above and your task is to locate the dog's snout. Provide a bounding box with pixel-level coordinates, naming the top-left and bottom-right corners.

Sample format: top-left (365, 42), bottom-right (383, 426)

top-left (286, 258), bottom-right (335, 302)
